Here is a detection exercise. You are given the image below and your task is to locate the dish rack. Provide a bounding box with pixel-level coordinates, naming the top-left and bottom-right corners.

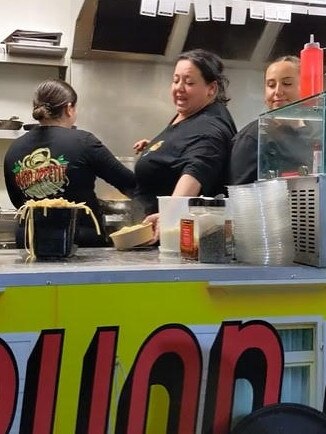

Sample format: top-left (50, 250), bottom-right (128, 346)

top-left (287, 175), bottom-right (326, 267)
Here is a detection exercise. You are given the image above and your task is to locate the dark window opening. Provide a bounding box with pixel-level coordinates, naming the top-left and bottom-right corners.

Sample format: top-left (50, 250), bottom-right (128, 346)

top-left (269, 14), bottom-right (326, 62)
top-left (92, 0), bottom-right (175, 55)
top-left (183, 8), bottom-right (266, 60)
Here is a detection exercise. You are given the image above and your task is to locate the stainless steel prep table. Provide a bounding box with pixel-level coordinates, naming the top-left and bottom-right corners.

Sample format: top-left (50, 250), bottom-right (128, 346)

top-left (0, 247), bottom-right (326, 288)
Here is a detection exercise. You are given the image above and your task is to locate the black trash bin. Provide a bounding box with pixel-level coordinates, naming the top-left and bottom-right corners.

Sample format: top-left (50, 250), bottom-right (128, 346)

top-left (230, 403), bottom-right (326, 434)
top-left (32, 207), bottom-right (78, 258)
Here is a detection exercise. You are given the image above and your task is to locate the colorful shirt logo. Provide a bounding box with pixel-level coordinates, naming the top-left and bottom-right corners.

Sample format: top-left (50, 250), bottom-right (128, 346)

top-left (12, 147), bottom-right (69, 199)
top-left (142, 140), bottom-right (163, 157)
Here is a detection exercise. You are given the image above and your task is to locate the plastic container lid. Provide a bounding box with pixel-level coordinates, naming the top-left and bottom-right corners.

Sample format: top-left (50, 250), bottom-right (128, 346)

top-left (188, 197), bottom-right (205, 207)
top-left (203, 198), bottom-right (226, 207)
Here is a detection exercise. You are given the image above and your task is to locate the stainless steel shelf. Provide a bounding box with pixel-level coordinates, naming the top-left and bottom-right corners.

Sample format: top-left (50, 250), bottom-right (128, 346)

top-left (0, 247), bottom-right (326, 288)
top-left (0, 130), bottom-right (25, 142)
top-left (0, 52), bottom-right (67, 66)
top-left (0, 53), bottom-right (68, 79)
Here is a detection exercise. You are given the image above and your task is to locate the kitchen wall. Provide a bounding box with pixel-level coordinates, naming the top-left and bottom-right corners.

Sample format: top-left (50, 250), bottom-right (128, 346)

top-left (0, 0), bottom-right (77, 52)
top-left (0, 0), bottom-right (265, 208)
top-left (72, 59), bottom-right (265, 156)
top-left (0, 0), bottom-right (266, 142)
top-left (0, 0), bottom-right (82, 208)
top-left (0, 64), bottom-right (62, 208)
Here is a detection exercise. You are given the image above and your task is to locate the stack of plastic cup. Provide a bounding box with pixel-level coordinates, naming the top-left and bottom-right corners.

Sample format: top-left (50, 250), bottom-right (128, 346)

top-left (228, 180), bottom-right (294, 265)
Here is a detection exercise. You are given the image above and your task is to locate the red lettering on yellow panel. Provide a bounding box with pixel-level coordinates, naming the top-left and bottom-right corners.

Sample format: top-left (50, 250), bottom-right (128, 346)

top-left (202, 320), bottom-right (283, 434)
top-left (19, 330), bottom-right (65, 434)
top-left (0, 338), bottom-right (19, 433)
top-left (115, 324), bottom-right (202, 434)
top-left (76, 327), bottom-right (119, 434)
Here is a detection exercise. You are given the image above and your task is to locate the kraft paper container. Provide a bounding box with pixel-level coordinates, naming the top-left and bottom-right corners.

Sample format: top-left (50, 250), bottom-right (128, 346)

top-left (110, 223), bottom-right (153, 250)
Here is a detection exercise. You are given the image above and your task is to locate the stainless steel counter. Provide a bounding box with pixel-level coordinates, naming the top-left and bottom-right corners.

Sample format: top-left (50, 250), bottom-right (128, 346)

top-left (1, 247), bottom-right (326, 288)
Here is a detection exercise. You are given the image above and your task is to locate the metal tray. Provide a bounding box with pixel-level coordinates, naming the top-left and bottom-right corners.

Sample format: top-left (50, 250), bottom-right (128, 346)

top-left (0, 118), bottom-right (23, 130)
top-left (6, 43), bottom-right (67, 58)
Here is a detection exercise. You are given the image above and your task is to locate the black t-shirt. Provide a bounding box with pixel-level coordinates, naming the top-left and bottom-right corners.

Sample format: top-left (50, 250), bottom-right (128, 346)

top-left (4, 126), bottom-right (136, 246)
top-left (229, 120), bottom-right (259, 185)
top-left (134, 101), bottom-right (237, 215)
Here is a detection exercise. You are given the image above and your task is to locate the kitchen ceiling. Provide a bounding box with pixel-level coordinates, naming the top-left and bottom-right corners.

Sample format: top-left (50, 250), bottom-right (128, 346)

top-left (73, 0), bottom-right (326, 70)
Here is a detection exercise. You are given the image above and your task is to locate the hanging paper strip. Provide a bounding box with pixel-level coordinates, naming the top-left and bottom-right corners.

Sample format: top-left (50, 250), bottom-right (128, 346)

top-left (211, 0), bottom-right (227, 21)
top-left (140, 0), bottom-right (158, 16)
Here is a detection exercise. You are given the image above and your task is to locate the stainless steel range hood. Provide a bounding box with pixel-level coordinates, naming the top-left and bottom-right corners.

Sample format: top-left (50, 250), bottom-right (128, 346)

top-left (72, 0), bottom-right (326, 70)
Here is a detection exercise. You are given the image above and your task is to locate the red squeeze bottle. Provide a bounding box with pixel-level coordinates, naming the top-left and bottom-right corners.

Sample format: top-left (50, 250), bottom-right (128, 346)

top-left (300, 34), bottom-right (324, 99)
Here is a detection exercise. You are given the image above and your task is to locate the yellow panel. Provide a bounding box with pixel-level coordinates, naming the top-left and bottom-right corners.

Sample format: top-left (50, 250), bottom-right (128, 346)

top-left (146, 385), bottom-right (169, 434)
top-left (0, 280), bottom-right (325, 433)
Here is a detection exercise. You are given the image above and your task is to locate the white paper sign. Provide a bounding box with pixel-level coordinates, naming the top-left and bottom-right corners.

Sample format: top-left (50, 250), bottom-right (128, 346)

top-left (308, 6), bottom-right (326, 15)
top-left (158, 0), bottom-right (175, 15)
top-left (250, 1), bottom-right (264, 19)
top-left (264, 2), bottom-right (278, 21)
top-left (194, 0), bottom-right (211, 21)
top-left (230, 1), bottom-right (248, 24)
top-left (140, 0), bottom-right (158, 16)
top-left (292, 5), bottom-right (308, 14)
top-left (211, 0), bottom-right (227, 21)
top-left (174, 0), bottom-right (191, 14)
top-left (277, 4), bottom-right (292, 22)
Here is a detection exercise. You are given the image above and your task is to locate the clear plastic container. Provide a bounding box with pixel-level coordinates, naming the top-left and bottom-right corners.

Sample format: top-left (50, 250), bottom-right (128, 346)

top-left (198, 198), bottom-right (230, 264)
top-left (257, 92), bottom-right (326, 180)
top-left (158, 196), bottom-right (194, 255)
top-left (225, 198), bottom-right (235, 260)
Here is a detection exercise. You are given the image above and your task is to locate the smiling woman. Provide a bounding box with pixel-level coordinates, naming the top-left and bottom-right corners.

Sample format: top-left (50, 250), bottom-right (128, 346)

top-left (229, 55), bottom-right (301, 185)
top-left (132, 49), bottom-right (237, 241)
top-left (264, 56), bottom-right (300, 110)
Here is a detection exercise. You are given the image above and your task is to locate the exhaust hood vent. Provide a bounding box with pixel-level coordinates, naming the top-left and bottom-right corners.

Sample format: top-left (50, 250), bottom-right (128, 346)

top-left (91, 0), bottom-right (175, 55)
top-left (183, 8), bottom-right (265, 61)
top-left (269, 14), bottom-right (326, 61)
top-left (73, 0), bottom-right (326, 69)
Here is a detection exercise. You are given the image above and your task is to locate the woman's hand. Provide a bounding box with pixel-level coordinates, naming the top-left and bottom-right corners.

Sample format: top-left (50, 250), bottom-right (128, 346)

top-left (143, 213), bottom-right (160, 244)
top-left (133, 139), bottom-right (150, 155)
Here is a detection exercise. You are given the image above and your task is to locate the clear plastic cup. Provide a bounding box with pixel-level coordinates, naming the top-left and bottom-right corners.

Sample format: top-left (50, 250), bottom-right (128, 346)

top-left (158, 196), bottom-right (193, 255)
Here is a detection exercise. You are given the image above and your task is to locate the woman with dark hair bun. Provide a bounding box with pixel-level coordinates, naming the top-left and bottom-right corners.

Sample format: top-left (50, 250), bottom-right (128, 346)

top-left (4, 78), bottom-right (136, 247)
top-left (133, 48), bottom-right (237, 241)
top-left (32, 78), bottom-right (78, 121)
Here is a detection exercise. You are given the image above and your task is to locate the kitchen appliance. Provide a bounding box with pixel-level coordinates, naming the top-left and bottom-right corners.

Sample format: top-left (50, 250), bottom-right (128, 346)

top-left (96, 156), bottom-right (137, 243)
top-left (257, 93), bottom-right (326, 267)
top-left (3, 29), bottom-right (67, 58)
top-left (23, 123), bottom-right (38, 131)
top-left (99, 199), bottom-right (133, 244)
top-left (287, 175), bottom-right (326, 267)
top-left (0, 116), bottom-right (23, 130)
top-left (0, 209), bottom-right (17, 248)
